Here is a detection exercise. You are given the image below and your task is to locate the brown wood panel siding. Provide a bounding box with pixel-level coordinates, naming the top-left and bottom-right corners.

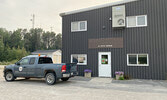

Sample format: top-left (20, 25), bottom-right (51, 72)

top-left (62, 0), bottom-right (167, 80)
top-left (88, 38), bottom-right (123, 49)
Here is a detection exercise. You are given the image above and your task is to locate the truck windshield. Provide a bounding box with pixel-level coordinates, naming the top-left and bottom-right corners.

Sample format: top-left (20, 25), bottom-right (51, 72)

top-left (38, 57), bottom-right (53, 64)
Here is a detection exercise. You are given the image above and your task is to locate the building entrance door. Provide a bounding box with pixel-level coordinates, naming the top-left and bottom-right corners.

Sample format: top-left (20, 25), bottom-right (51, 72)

top-left (98, 52), bottom-right (111, 77)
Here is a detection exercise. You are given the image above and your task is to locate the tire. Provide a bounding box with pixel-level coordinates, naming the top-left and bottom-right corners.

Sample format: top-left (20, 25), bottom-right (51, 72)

top-left (45, 73), bottom-right (56, 85)
top-left (5, 71), bottom-right (15, 82)
top-left (61, 78), bottom-right (69, 81)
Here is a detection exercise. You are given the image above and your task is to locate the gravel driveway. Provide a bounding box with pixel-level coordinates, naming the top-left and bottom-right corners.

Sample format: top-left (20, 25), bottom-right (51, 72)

top-left (0, 66), bottom-right (167, 100)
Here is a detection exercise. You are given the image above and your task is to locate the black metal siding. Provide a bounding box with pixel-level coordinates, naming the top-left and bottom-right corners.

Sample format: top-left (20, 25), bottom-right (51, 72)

top-left (62, 0), bottom-right (167, 80)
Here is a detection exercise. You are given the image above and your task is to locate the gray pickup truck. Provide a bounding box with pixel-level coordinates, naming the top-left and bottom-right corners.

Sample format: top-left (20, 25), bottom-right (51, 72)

top-left (3, 55), bottom-right (78, 85)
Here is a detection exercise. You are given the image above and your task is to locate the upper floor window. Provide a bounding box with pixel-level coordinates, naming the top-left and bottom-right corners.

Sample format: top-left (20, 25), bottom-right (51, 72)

top-left (71, 21), bottom-right (87, 32)
top-left (127, 15), bottom-right (147, 28)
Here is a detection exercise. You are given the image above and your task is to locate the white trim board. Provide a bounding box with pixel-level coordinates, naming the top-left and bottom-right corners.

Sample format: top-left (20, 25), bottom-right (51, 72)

top-left (60, 0), bottom-right (139, 16)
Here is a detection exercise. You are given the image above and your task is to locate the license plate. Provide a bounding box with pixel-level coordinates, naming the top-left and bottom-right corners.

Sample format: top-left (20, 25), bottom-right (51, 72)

top-left (63, 74), bottom-right (70, 77)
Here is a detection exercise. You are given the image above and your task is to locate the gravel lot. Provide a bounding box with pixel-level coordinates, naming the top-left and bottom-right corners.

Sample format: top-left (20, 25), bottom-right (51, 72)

top-left (0, 65), bottom-right (167, 100)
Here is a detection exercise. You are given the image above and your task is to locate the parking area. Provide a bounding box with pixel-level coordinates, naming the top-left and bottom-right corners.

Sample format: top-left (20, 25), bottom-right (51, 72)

top-left (0, 65), bottom-right (167, 100)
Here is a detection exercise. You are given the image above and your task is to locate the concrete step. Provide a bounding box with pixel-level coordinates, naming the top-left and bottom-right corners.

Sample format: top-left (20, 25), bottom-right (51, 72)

top-left (90, 77), bottom-right (113, 84)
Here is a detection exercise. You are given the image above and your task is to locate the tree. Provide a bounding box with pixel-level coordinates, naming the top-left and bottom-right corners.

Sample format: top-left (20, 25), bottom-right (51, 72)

top-left (54, 33), bottom-right (62, 49)
top-left (0, 27), bottom-right (62, 62)
top-left (24, 32), bottom-right (32, 52)
top-left (9, 29), bottom-right (23, 48)
top-left (29, 28), bottom-right (43, 51)
top-left (0, 35), bottom-right (4, 61)
top-left (5, 47), bottom-right (29, 62)
top-left (42, 32), bottom-right (56, 49)
top-left (0, 28), bottom-right (10, 46)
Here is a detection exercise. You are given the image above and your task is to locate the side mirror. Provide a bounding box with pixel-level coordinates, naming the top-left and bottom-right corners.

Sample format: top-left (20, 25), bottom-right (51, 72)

top-left (15, 62), bottom-right (20, 65)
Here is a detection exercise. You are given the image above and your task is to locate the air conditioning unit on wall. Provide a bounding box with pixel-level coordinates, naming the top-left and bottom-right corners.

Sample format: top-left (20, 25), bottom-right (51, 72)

top-left (112, 5), bottom-right (126, 28)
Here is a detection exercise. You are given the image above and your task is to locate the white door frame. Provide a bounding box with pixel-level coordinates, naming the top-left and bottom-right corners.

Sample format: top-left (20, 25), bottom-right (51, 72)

top-left (98, 52), bottom-right (111, 77)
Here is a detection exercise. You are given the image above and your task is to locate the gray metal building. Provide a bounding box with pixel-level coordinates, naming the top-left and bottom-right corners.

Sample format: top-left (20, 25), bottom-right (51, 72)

top-left (60, 0), bottom-right (167, 80)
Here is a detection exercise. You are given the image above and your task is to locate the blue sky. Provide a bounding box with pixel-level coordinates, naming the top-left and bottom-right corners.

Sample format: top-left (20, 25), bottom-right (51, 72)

top-left (0, 0), bottom-right (121, 33)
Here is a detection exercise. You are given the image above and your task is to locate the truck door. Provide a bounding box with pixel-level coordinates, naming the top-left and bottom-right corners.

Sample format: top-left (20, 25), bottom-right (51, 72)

top-left (35, 57), bottom-right (53, 77)
top-left (14, 58), bottom-right (30, 77)
top-left (25, 57), bottom-right (36, 77)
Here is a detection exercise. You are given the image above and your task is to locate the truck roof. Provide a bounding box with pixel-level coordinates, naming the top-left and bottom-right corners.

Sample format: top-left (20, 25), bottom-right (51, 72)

top-left (24, 55), bottom-right (48, 58)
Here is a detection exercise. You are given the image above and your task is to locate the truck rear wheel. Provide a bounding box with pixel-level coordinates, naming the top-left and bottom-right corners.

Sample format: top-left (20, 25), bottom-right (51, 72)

top-left (61, 78), bottom-right (69, 81)
top-left (5, 71), bottom-right (15, 82)
top-left (45, 73), bottom-right (56, 85)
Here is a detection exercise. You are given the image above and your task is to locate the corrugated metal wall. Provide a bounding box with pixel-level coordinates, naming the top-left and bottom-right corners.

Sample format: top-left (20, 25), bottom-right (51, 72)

top-left (62, 0), bottom-right (167, 80)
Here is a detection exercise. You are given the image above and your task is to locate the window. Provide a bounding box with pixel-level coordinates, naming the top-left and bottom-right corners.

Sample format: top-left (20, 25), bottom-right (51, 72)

top-left (138, 55), bottom-right (148, 65)
top-left (71, 54), bottom-right (87, 65)
top-left (128, 55), bottom-right (137, 64)
top-left (29, 58), bottom-right (35, 65)
top-left (71, 21), bottom-right (87, 32)
top-left (127, 15), bottom-right (147, 27)
top-left (127, 16), bottom-right (136, 27)
top-left (38, 57), bottom-right (53, 64)
top-left (127, 54), bottom-right (149, 66)
top-left (101, 55), bottom-right (108, 64)
top-left (20, 58), bottom-right (29, 65)
top-left (71, 22), bottom-right (78, 31)
top-left (137, 16), bottom-right (146, 26)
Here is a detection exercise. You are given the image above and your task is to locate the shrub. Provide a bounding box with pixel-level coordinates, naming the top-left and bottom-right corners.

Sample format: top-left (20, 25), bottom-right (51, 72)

top-left (119, 77), bottom-right (125, 80)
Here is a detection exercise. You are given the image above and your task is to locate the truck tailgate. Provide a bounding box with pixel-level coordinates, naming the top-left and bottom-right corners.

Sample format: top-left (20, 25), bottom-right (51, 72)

top-left (66, 63), bottom-right (77, 75)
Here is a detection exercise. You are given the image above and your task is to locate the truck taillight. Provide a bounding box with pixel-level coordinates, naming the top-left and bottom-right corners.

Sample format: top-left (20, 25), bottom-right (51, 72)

top-left (61, 65), bottom-right (66, 72)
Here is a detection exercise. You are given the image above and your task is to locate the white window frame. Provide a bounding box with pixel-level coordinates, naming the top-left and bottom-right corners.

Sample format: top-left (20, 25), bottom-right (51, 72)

top-left (71, 54), bottom-right (87, 65)
top-left (71, 21), bottom-right (87, 32)
top-left (127, 54), bottom-right (149, 66)
top-left (126, 15), bottom-right (147, 28)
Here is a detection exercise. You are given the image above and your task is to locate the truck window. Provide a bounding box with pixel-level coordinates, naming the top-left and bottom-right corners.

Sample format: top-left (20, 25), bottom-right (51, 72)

top-left (38, 57), bottom-right (53, 64)
top-left (20, 58), bottom-right (29, 65)
top-left (29, 58), bottom-right (35, 65)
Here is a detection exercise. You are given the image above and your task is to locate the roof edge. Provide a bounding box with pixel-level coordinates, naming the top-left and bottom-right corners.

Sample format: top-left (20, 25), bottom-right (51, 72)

top-left (60, 0), bottom-right (139, 17)
top-left (31, 49), bottom-right (61, 53)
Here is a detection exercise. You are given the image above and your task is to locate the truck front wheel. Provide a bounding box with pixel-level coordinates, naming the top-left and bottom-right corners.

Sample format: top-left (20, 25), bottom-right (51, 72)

top-left (45, 73), bottom-right (56, 85)
top-left (5, 71), bottom-right (15, 82)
